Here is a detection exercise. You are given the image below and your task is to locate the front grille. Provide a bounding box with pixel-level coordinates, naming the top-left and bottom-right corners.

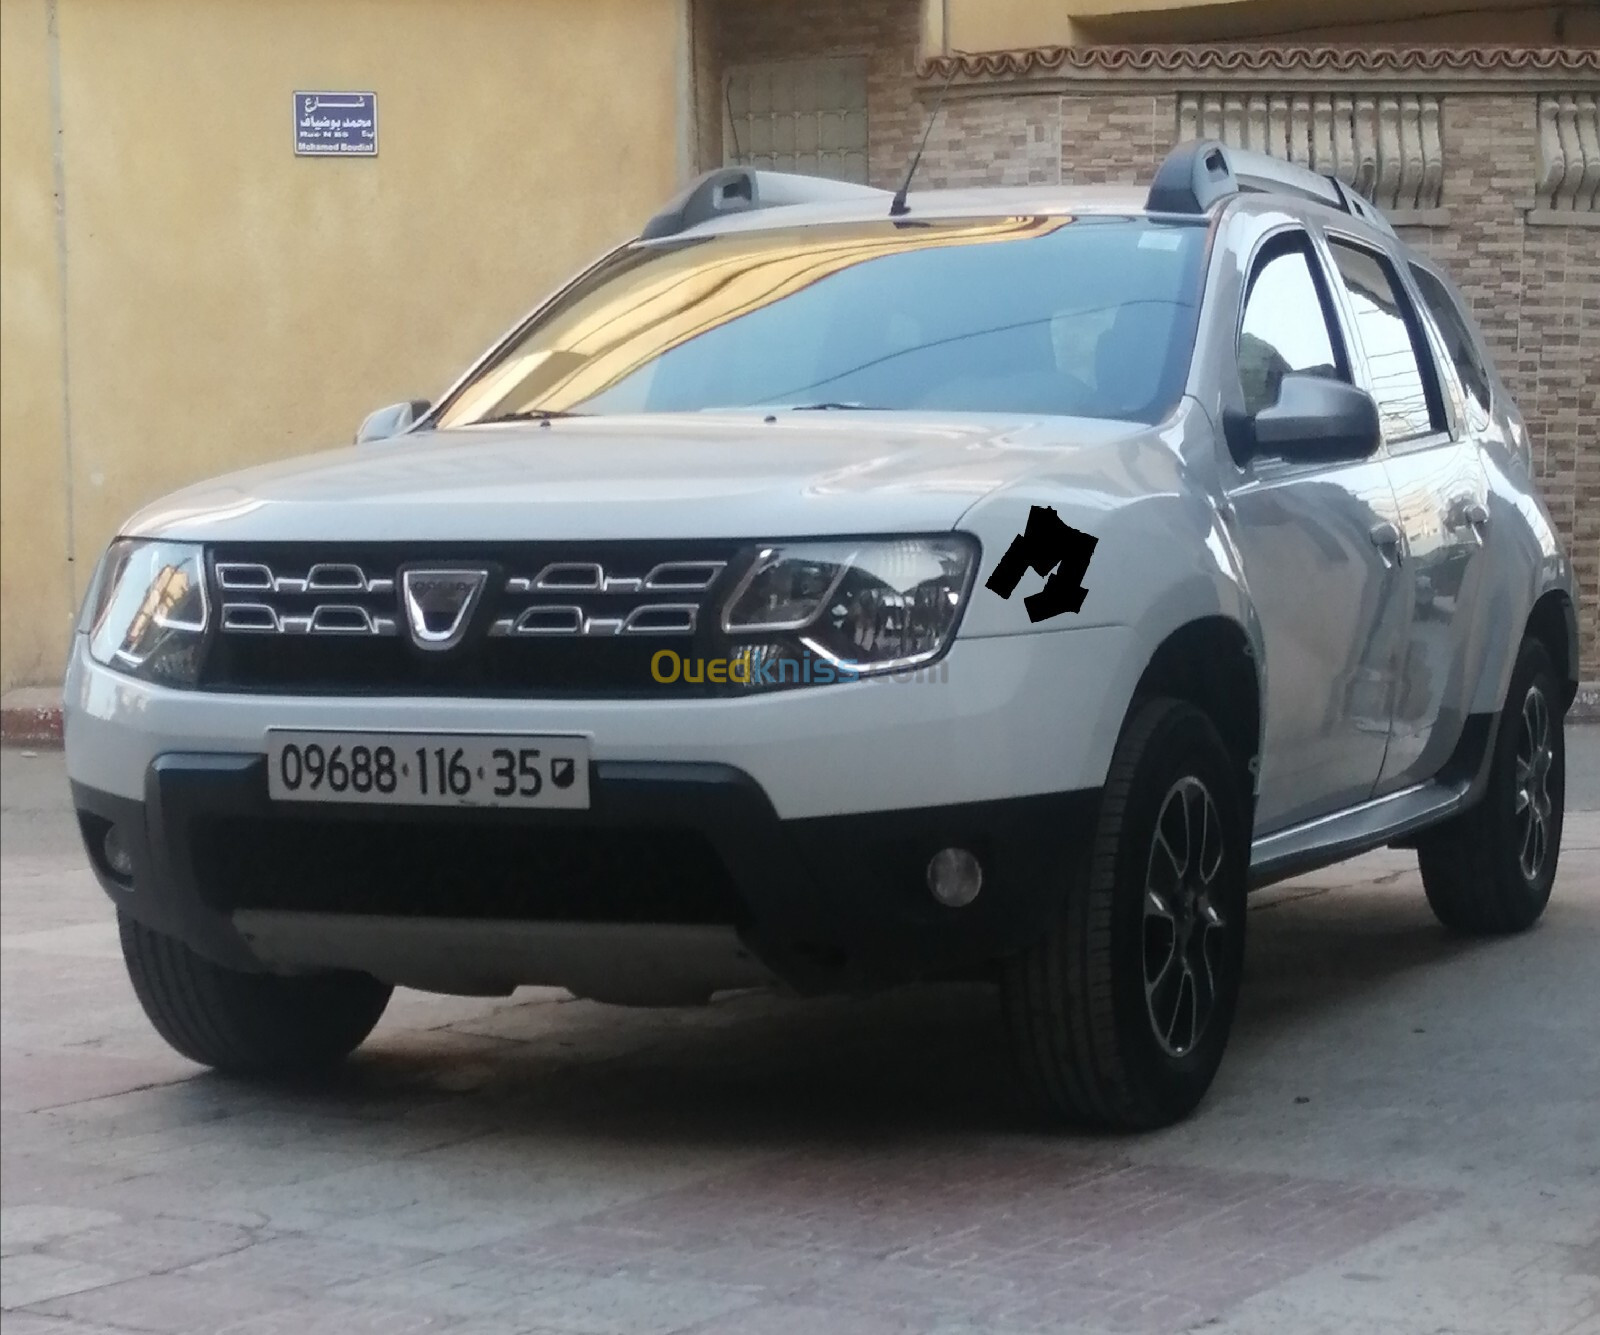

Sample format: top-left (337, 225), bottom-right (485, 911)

top-left (200, 542), bottom-right (748, 695)
top-left (192, 813), bottom-right (748, 924)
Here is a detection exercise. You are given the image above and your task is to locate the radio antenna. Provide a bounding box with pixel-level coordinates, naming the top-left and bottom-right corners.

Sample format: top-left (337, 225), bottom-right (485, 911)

top-left (724, 80), bottom-right (744, 165)
top-left (889, 55), bottom-right (962, 217)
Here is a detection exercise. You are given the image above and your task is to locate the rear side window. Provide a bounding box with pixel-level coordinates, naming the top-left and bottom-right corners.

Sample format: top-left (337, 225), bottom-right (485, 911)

top-left (1327, 240), bottom-right (1444, 445)
top-left (1409, 264), bottom-right (1493, 425)
top-left (1237, 234), bottom-right (1347, 417)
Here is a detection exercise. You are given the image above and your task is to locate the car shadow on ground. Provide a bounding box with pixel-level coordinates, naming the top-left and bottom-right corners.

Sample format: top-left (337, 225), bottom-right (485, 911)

top-left (1234, 874), bottom-right (1492, 1037)
top-left (166, 877), bottom-right (1510, 1146)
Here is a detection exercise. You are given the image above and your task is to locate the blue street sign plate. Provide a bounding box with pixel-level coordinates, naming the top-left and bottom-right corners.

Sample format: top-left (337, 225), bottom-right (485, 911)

top-left (294, 91), bottom-right (378, 157)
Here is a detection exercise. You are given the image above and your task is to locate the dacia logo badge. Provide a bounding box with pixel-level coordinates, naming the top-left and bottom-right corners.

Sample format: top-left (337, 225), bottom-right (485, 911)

top-left (401, 568), bottom-right (487, 650)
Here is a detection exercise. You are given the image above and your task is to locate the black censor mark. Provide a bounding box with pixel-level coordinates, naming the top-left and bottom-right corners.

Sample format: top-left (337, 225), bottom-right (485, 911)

top-left (985, 505), bottom-right (1098, 622)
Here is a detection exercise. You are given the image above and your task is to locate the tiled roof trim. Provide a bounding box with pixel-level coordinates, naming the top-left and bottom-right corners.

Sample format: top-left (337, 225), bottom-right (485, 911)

top-left (920, 44), bottom-right (1600, 87)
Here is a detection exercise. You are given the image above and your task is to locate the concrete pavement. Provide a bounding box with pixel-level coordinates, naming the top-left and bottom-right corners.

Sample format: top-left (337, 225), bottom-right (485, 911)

top-left (2, 741), bottom-right (1597, 1335)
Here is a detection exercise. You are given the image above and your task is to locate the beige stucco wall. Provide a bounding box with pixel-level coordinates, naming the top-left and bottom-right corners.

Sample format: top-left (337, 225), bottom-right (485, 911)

top-left (0, 0), bottom-right (690, 689)
top-left (1, 0), bottom-right (72, 688)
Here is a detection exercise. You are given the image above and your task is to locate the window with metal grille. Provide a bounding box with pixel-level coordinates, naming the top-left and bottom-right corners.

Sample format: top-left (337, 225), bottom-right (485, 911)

top-left (724, 57), bottom-right (868, 184)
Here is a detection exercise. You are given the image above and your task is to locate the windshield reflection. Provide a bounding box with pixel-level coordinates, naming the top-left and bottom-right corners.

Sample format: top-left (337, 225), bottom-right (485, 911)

top-left (435, 215), bottom-right (1206, 428)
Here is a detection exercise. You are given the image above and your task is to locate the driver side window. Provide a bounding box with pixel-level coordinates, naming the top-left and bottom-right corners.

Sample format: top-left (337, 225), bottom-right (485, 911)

top-left (1238, 237), bottom-right (1347, 417)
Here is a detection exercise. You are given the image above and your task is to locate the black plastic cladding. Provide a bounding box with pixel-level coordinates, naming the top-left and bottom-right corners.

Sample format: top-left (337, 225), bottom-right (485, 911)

top-left (1145, 139), bottom-right (1394, 234)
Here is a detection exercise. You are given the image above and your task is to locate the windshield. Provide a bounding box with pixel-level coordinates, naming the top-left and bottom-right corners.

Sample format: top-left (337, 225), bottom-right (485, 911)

top-left (434, 215), bottom-right (1208, 428)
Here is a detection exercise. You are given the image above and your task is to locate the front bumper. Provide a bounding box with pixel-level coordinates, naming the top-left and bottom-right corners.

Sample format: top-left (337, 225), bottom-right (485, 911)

top-left (73, 757), bottom-right (1100, 992)
top-left (66, 630), bottom-right (1132, 991)
top-left (64, 629), bottom-right (1137, 818)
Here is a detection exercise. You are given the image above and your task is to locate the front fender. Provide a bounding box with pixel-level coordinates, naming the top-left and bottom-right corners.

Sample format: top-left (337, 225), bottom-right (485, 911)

top-left (955, 410), bottom-right (1264, 768)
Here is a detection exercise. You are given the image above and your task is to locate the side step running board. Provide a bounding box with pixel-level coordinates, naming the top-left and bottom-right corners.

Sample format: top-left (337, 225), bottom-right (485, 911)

top-left (1249, 776), bottom-right (1470, 888)
top-left (1248, 712), bottom-right (1497, 889)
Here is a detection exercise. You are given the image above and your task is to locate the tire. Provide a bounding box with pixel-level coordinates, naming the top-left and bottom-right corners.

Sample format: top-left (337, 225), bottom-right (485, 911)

top-left (119, 915), bottom-right (391, 1076)
top-left (1003, 697), bottom-right (1250, 1131)
top-left (1417, 637), bottom-right (1565, 935)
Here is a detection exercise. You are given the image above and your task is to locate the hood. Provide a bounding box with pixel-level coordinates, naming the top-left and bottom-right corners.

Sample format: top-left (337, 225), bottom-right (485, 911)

top-left (125, 411), bottom-right (1150, 543)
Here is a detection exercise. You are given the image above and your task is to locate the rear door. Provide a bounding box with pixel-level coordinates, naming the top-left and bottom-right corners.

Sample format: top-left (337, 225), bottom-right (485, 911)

top-left (1320, 235), bottom-right (1491, 793)
top-left (1224, 229), bottom-right (1408, 833)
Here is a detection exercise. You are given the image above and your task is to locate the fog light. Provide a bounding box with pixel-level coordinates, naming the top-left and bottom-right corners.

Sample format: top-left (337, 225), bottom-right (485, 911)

top-left (102, 825), bottom-right (134, 879)
top-left (926, 847), bottom-right (982, 908)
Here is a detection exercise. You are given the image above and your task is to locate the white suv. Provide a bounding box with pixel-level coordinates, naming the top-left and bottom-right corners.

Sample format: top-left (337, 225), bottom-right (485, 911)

top-left (66, 142), bottom-right (1577, 1129)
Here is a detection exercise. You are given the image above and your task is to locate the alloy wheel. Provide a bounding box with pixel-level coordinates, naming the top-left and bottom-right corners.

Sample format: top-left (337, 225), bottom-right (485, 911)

top-left (1514, 684), bottom-right (1555, 883)
top-left (1142, 776), bottom-right (1227, 1058)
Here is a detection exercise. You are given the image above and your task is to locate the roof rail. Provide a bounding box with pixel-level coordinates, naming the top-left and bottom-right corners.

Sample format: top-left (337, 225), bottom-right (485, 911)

top-left (1329, 179), bottom-right (1396, 235)
top-left (1144, 139), bottom-right (1394, 235)
top-left (1145, 140), bottom-right (1237, 214)
top-left (640, 167), bottom-right (892, 240)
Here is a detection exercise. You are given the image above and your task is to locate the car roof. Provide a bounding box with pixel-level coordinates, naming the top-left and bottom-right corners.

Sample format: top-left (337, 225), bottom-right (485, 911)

top-left (640, 146), bottom-right (1399, 248)
top-left (656, 184), bottom-right (1162, 240)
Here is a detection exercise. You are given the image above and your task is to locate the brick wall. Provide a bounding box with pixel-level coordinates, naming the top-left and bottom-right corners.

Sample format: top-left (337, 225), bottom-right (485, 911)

top-left (705, 0), bottom-right (1599, 675)
top-left (1412, 96), bottom-right (1599, 676)
top-left (708, 0), bottom-right (923, 187)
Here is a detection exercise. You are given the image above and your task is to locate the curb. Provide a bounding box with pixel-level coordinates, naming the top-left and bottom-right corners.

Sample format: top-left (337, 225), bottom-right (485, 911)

top-left (4, 681), bottom-right (1599, 751)
top-left (1, 690), bottom-right (63, 748)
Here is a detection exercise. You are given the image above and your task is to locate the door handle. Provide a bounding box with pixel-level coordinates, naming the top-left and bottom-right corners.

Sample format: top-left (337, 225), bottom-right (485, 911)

top-left (1369, 521), bottom-right (1403, 568)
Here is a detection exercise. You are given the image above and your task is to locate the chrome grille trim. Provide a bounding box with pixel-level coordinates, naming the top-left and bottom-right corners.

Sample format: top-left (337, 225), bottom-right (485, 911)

top-left (306, 563), bottom-right (368, 592)
top-left (494, 605), bottom-right (586, 636)
top-left (220, 602), bottom-right (398, 636)
top-left (213, 550), bottom-right (724, 654)
top-left (643, 561), bottom-right (725, 591)
top-left (216, 563), bottom-right (274, 592)
top-left (492, 561), bottom-right (722, 638)
top-left (309, 604), bottom-right (381, 634)
top-left (509, 561), bottom-right (725, 595)
top-left (535, 563), bottom-right (604, 591)
top-left (622, 603), bottom-right (699, 634)
top-left (220, 603), bottom-right (279, 632)
top-left (217, 560), bottom-right (392, 595)
top-left (488, 603), bottom-right (700, 637)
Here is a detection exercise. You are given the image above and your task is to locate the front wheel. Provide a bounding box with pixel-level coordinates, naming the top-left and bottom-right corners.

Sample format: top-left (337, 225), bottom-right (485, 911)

top-left (1417, 637), bottom-right (1565, 934)
top-left (119, 916), bottom-right (391, 1076)
top-left (1003, 698), bottom-right (1250, 1131)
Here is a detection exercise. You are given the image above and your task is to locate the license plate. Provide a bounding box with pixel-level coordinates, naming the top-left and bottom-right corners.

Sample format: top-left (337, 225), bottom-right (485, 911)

top-left (266, 730), bottom-right (591, 809)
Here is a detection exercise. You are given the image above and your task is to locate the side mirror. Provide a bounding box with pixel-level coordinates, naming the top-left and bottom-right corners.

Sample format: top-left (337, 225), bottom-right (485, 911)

top-left (355, 399), bottom-right (431, 445)
top-left (1226, 374), bottom-right (1381, 465)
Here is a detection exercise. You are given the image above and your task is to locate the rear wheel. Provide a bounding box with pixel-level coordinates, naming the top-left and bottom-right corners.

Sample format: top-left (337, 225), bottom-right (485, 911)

top-left (119, 915), bottom-right (391, 1076)
top-left (1003, 698), bottom-right (1250, 1131)
top-left (1417, 638), bottom-right (1565, 934)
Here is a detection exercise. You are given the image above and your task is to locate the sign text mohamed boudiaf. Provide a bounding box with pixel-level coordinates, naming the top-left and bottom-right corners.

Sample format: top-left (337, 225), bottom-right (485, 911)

top-left (294, 92), bottom-right (378, 157)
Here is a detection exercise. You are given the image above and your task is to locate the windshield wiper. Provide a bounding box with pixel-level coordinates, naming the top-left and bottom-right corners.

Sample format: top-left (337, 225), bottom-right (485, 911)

top-left (780, 401), bottom-right (886, 412)
top-left (479, 407), bottom-right (588, 424)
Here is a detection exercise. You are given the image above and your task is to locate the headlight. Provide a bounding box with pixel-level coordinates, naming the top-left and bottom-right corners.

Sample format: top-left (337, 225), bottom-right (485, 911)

top-left (722, 536), bottom-right (977, 675)
top-left (83, 539), bottom-right (208, 686)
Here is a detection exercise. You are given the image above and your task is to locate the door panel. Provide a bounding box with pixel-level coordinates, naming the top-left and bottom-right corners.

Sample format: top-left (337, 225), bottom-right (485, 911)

top-left (1224, 231), bottom-right (1406, 834)
top-left (1373, 443), bottom-right (1490, 789)
top-left (1320, 239), bottom-right (1490, 793)
top-left (1229, 462), bottom-right (1407, 832)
